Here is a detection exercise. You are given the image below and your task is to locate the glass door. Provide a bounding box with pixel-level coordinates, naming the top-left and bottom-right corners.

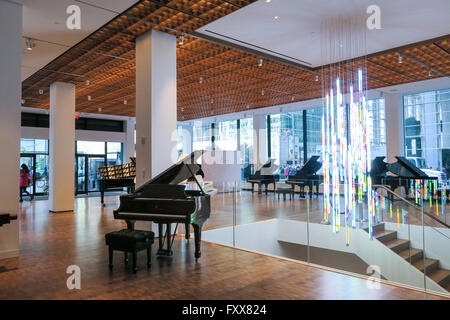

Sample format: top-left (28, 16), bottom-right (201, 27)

top-left (20, 154), bottom-right (36, 196)
top-left (76, 156), bottom-right (87, 195)
top-left (87, 156), bottom-right (105, 192)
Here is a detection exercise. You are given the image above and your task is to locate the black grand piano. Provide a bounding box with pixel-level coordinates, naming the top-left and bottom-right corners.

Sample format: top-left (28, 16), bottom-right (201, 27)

top-left (370, 156), bottom-right (437, 197)
top-left (98, 158), bottom-right (136, 205)
top-left (248, 159), bottom-right (280, 195)
top-left (113, 151), bottom-right (210, 261)
top-left (286, 156), bottom-right (323, 198)
top-left (0, 213), bottom-right (17, 227)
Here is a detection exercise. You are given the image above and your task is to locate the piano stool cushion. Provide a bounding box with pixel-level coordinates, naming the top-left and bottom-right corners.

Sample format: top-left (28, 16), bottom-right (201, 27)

top-left (105, 229), bottom-right (154, 251)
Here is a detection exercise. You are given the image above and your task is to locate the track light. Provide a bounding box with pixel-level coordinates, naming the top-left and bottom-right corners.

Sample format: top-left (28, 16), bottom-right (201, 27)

top-left (124, 100), bottom-right (128, 105)
top-left (85, 80), bottom-right (90, 86)
top-left (25, 38), bottom-right (35, 51)
top-left (39, 89), bottom-right (43, 95)
top-left (291, 96), bottom-right (295, 101)
top-left (428, 70), bottom-right (432, 77)
top-left (398, 54), bottom-right (403, 64)
top-left (315, 74), bottom-right (319, 82)
top-left (261, 89), bottom-right (265, 96)
top-left (87, 95), bottom-right (92, 101)
top-left (98, 108), bottom-right (102, 112)
top-left (258, 58), bottom-right (263, 67)
top-left (21, 99), bottom-right (25, 105)
top-left (199, 77), bottom-right (204, 84)
top-left (178, 35), bottom-right (184, 45)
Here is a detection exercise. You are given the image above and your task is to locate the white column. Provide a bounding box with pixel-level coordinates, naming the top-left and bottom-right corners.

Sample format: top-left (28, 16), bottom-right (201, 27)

top-left (125, 117), bottom-right (136, 162)
top-left (49, 82), bottom-right (75, 212)
top-left (0, 0), bottom-right (22, 259)
top-left (253, 114), bottom-right (267, 170)
top-left (180, 123), bottom-right (193, 154)
top-left (135, 29), bottom-right (177, 187)
top-left (385, 93), bottom-right (404, 163)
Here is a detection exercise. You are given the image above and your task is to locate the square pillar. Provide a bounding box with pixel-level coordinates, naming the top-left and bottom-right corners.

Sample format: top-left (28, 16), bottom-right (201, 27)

top-left (135, 29), bottom-right (177, 187)
top-left (253, 114), bottom-right (268, 170)
top-left (0, 0), bottom-right (22, 259)
top-left (385, 93), bottom-right (404, 163)
top-left (49, 82), bottom-right (75, 212)
top-left (125, 117), bottom-right (136, 162)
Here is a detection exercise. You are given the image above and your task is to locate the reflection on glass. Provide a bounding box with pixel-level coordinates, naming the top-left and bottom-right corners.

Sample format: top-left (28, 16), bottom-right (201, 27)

top-left (76, 141), bottom-right (105, 155)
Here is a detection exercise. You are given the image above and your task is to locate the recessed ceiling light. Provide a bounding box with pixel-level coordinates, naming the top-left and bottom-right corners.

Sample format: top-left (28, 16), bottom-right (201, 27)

top-left (265, 0), bottom-right (271, 3)
top-left (274, 16), bottom-right (279, 20)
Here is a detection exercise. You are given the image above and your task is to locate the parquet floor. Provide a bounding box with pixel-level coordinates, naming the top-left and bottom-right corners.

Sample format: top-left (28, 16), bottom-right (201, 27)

top-left (0, 193), bottom-right (447, 300)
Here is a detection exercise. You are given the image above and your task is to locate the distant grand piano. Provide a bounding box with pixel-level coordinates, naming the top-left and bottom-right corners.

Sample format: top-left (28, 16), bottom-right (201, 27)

top-left (98, 158), bottom-right (136, 205)
top-left (286, 156), bottom-right (323, 198)
top-left (370, 156), bottom-right (437, 196)
top-left (248, 159), bottom-right (280, 195)
top-left (113, 151), bottom-right (211, 261)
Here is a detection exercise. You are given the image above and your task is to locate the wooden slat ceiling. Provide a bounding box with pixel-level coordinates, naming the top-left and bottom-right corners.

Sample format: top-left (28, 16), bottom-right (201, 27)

top-left (21, 0), bottom-right (450, 121)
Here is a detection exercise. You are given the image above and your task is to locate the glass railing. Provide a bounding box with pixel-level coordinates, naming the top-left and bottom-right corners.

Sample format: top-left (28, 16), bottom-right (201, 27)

top-left (201, 177), bottom-right (450, 297)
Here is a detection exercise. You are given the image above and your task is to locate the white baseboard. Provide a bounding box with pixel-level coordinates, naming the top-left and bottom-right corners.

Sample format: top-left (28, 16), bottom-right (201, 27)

top-left (0, 249), bottom-right (19, 260)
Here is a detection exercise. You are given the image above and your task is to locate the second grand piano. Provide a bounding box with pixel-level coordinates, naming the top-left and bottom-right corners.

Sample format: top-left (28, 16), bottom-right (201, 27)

top-left (113, 151), bottom-right (211, 261)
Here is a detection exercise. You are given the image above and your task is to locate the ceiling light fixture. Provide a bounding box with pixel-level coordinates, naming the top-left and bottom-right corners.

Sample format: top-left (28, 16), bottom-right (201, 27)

top-left (258, 58), bottom-right (263, 67)
top-left (291, 96), bottom-right (295, 101)
top-left (21, 99), bottom-right (25, 104)
top-left (199, 77), bottom-right (204, 84)
top-left (39, 89), bottom-right (43, 95)
top-left (85, 80), bottom-right (90, 86)
top-left (124, 100), bottom-right (128, 105)
top-left (98, 108), bottom-right (102, 112)
top-left (315, 74), bottom-right (319, 82)
top-left (261, 89), bottom-right (265, 96)
top-left (274, 16), bottom-right (279, 20)
top-left (25, 38), bottom-right (35, 51)
top-left (178, 35), bottom-right (184, 45)
top-left (398, 54), bottom-right (403, 64)
top-left (265, 0), bottom-right (271, 2)
top-left (87, 95), bottom-right (92, 101)
top-left (428, 70), bottom-right (432, 77)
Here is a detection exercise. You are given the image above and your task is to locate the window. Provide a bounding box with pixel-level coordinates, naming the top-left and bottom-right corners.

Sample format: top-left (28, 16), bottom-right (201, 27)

top-left (367, 98), bottom-right (386, 158)
top-left (76, 141), bottom-right (105, 155)
top-left (107, 142), bottom-right (123, 165)
top-left (193, 122), bottom-right (213, 151)
top-left (404, 88), bottom-right (450, 174)
top-left (20, 139), bottom-right (48, 154)
top-left (270, 111), bottom-right (304, 171)
top-left (240, 118), bottom-right (253, 165)
top-left (215, 120), bottom-right (238, 151)
top-left (176, 126), bottom-right (183, 156)
top-left (306, 107), bottom-right (323, 159)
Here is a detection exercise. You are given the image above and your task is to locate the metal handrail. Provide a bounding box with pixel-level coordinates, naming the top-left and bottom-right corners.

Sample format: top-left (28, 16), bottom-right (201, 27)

top-left (373, 184), bottom-right (450, 230)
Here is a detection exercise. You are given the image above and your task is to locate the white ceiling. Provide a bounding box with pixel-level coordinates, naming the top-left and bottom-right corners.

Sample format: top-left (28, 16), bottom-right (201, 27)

top-left (13, 0), bottom-right (138, 80)
top-left (196, 0), bottom-right (450, 67)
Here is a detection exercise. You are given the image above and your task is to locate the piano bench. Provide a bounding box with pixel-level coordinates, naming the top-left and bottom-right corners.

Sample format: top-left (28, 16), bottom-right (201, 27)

top-left (105, 229), bottom-right (154, 274)
top-left (276, 187), bottom-right (294, 200)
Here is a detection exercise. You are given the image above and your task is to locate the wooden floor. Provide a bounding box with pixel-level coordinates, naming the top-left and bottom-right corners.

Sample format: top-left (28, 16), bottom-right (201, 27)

top-left (0, 194), bottom-right (447, 300)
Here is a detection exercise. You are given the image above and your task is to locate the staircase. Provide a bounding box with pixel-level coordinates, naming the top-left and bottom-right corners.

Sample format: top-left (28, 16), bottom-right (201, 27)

top-left (369, 223), bottom-right (450, 293)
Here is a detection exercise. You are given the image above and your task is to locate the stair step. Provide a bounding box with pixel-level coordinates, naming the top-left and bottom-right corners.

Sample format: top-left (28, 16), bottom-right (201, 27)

top-left (364, 223), bottom-right (385, 233)
top-left (412, 258), bottom-right (439, 273)
top-left (374, 230), bottom-right (397, 243)
top-left (397, 248), bottom-right (423, 263)
top-left (427, 268), bottom-right (450, 287)
top-left (384, 239), bottom-right (410, 253)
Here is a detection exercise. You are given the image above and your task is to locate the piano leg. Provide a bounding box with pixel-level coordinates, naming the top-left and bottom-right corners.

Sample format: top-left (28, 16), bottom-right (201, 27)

top-left (192, 223), bottom-right (202, 261)
top-left (158, 223), bottom-right (164, 253)
top-left (185, 223), bottom-right (190, 241)
top-left (100, 189), bottom-right (105, 206)
top-left (132, 249), bottom-right (137, 273)
top-left (126, 220), bottom-right (135, 231)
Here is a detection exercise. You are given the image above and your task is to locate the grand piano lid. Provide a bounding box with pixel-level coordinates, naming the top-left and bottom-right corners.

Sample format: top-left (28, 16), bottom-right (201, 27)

top-left (389, 156), bottom-right (428, 178)
top-left (135, 151), bottom-right (204, 193)
top-left (295, 155), bottom-right (322, 176)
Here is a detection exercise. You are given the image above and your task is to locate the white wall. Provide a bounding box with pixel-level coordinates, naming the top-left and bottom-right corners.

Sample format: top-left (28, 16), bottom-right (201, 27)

top-left (0, 0), bottom-right (22, 259)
